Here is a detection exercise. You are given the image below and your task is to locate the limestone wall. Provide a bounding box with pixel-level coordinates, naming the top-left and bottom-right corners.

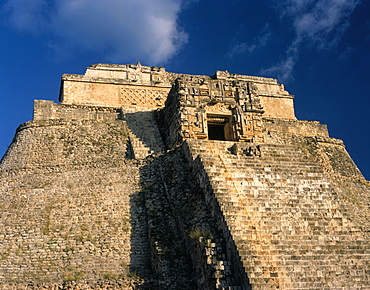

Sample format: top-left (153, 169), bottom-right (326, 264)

top-left (0, 119), bottom-right (129, 170)
top-left (61, 79), bottom-right (170, 108)
top-left (0, 109), bottom-right (151, 289)
top-left (33, 100), bottom-right (121, 121)
top-left (0, 165), bottom-right (142, 285)
top-left (263, 118), bottom-right (329, 138)
top-left (259, 96), bottom-right (295, 119)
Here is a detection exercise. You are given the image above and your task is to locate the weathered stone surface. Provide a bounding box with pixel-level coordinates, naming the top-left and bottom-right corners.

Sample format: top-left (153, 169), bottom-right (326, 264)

top-left (1, 63), bottom-right (369, 289)
top-left (184, 138), bottom-right (370, 289)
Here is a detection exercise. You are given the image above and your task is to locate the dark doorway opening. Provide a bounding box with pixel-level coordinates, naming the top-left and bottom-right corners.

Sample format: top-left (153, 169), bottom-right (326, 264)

top-left (208, 124), bottom-right (226, 140)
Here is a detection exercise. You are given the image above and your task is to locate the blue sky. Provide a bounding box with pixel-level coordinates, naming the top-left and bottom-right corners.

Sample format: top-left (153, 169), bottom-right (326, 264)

top-left (1, 0), bottom-right (369, 179)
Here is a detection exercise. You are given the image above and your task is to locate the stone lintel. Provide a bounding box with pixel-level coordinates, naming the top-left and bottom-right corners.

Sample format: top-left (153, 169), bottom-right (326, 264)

top-left (214, 70), bottom-right (278, 84)
top-left (259, 93), bottom-right (295, 99)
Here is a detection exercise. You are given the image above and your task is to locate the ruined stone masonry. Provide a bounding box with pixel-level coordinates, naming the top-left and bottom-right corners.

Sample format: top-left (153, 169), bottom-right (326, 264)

top-left (1, 63), bottom-right (369, 289)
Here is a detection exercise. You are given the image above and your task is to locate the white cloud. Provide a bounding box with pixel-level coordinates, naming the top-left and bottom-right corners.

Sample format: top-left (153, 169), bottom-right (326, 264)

top-left (227, 24), bottom-right (271, 58)
top-left (292, 0), bottom-right (360, 48)
top-left (263, 0), bottom-right (360, 82)
top-left (2, 0), bottom-right (188, 64)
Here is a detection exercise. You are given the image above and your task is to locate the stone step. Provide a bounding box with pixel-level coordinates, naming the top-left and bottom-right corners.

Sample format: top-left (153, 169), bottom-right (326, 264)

top-left (185, 139), bottom-right (370, 289)
top-left (122, 109), bottom-right (165, 159)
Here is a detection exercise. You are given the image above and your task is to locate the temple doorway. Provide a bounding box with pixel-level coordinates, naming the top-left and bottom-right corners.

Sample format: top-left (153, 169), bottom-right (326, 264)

top-left (207, 114), bottom-right (233, 141)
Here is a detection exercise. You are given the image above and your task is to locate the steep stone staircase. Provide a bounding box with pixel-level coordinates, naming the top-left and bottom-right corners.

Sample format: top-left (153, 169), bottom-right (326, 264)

top-left (121, 106), bottom-right (165, 159)
top-left (139, 148), bottom-right (247, 289)
top-left (185, 139), bottom-right (370, 290)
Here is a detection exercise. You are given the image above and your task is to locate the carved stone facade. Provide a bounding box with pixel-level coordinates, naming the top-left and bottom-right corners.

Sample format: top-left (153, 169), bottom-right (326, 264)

top-left (161, 77), bottom-right (267, 147)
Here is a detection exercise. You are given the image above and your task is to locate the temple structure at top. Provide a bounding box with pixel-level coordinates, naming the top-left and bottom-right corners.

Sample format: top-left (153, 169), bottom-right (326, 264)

top-left (58, 63), bottom-right (328, 149)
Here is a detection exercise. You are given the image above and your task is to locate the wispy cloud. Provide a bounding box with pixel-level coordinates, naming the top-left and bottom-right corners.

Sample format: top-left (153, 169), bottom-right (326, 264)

top-left (2, 0), bottom-right (49, 33)
top-left (2, 0), bottom-right (188, 64)
top-left (261, 42), bottom-right (299, 82)
top-left (262, 0), bottom-right (360, 82)
top-left (227, 24), bottom-right (271, 58)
